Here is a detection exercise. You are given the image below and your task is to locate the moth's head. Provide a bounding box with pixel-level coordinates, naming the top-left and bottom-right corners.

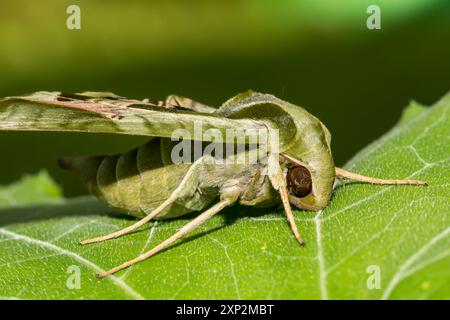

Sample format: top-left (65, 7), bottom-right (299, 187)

top-left (282, 153), bottom-right (335, 211)
top-left (280, 118), bottom-right (335, 211)
top-left (220, 91), bottom-right (336, 211)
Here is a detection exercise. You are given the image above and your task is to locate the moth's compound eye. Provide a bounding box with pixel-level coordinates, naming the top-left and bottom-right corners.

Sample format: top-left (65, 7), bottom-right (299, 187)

top-left (287, 165), bottom-right (312, 198)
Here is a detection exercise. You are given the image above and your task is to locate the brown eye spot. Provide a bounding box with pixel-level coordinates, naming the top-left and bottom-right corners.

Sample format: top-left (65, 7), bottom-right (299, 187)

top-left (287, 165), bottom-right (312, 198)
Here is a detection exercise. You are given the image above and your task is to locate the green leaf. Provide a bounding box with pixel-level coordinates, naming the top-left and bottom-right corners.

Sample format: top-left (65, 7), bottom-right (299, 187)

top-left (397, 100), bottom-right (428, 125)
top-left (0, 94), bottom-right (448, 300)
top-left (0, 171), bottom-right (62, 208)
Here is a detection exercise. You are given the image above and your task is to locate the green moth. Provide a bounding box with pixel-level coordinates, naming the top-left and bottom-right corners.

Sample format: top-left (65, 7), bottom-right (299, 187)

top-left (0, 91), bottom-right (426, 277)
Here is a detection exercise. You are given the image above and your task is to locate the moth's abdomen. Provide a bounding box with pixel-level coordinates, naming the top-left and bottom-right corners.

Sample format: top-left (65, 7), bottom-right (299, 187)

top-left (60, 139), bottom-right (192, 219)
top-left (116, 149), bottom-right (141, 214)
top-left (136, 139), bottom-right (192, 219)
top-left (97, 154), bottom-right (124, 212)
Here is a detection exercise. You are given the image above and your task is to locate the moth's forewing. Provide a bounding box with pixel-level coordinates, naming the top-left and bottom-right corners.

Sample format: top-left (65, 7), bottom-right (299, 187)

top-left (0, 91), bottom-right (267, 143)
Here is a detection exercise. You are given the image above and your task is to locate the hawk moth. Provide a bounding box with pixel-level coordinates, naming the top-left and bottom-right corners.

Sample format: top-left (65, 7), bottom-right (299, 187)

top-left (0, 91), bottom-right (426, 277)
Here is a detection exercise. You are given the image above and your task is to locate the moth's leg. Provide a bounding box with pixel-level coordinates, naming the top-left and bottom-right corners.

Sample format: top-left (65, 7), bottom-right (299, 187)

top-left (79, 196), bottom-right (175, 245)
top-left (165, 95), bottom-right (217, 113)
top-left (268, 155), bottom-right (305, 245)
top-left (80, 158), bottom-right (206, 245)
top-left (276, 170), bottom-right (305, 245)
top-left (335, 167), bottom-right (427, 186)
top-left (97, 198), bottom-right (234, 277)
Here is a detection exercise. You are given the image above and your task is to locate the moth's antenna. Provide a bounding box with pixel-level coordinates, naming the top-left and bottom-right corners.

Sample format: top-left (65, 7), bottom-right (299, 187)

top-left (80, 195), bottom-right (176, 245)
top-left (97, 198), bottom-right (233, 277)
top-left (335, 167), bottom-right (427, 186)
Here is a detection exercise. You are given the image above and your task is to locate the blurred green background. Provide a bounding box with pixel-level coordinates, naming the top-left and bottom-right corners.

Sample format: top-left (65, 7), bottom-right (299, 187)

top-left (0, 0), bottom-right (449, 196)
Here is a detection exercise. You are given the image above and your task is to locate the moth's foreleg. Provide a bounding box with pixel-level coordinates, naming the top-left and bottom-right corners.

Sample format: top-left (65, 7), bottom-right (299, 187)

top-left (335, 167), bottom-right (427, 186)
top-left (268, 155), bottom-right (305, 246)
top-left (79, 196), bottom-right (176, 245)
top-left (97, 198), bottom-right (234, 278)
